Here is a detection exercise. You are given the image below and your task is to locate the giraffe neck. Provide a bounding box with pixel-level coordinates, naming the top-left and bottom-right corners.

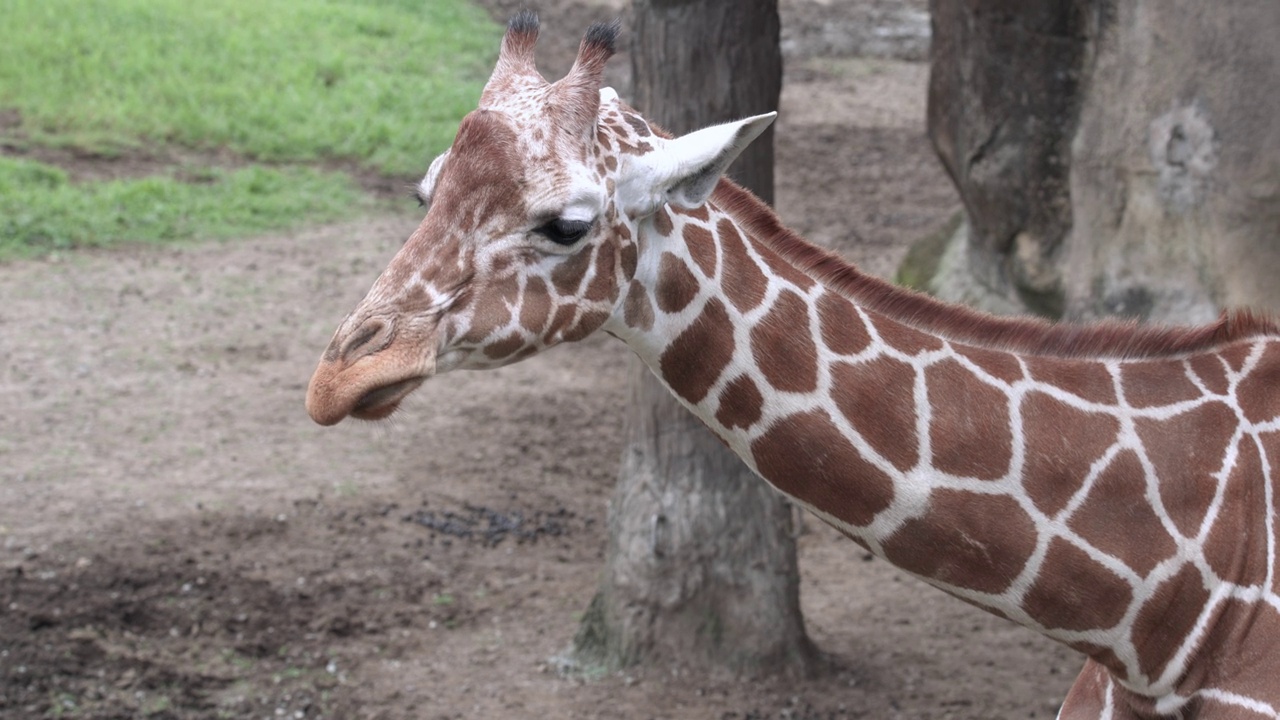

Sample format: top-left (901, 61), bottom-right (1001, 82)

top-left (603, 180), bottom-right (1280, 702)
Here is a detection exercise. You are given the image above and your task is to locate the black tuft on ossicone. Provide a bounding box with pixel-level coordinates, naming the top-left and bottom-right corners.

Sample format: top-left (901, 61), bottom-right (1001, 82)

top-left (508, 9), bottom-right (539, 35)
top-left (582, 19), bottom-right (621, 54)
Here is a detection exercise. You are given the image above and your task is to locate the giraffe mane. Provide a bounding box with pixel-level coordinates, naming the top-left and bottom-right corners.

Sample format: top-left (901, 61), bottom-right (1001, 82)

top-left (709, 180), bottom-right (1280, 359)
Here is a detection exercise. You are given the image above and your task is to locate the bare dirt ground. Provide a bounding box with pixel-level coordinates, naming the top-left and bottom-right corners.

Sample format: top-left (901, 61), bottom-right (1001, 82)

top-left (0, 1), bottom-right (1081, 718)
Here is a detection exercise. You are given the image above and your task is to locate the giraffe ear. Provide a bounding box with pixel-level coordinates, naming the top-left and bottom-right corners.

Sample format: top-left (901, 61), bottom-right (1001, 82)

top-left (618, 113), bottom-right (776, 216)
top-left (415, 149), bottom-right (451, 212)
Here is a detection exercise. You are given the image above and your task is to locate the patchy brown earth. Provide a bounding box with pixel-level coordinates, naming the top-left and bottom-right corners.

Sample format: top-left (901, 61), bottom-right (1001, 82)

top-left (0, 1), bottom-right (1080, 718)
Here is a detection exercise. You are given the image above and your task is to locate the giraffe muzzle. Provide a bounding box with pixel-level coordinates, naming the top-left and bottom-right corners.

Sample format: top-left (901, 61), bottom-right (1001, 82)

top-left (305, 359), bottom-right (434, 426)
top-left (348, 375), bottom-right (427, 421)
top-left (306, 326), bottom-right (438, 425)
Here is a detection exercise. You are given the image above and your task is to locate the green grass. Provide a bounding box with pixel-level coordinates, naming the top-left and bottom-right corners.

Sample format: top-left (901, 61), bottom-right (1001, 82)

top-left (0, 0), bottom-right (500, 258)
top-left (0, 156), bottom-right (367, 258)
top-left (0, 0), bottom-right (499, 175)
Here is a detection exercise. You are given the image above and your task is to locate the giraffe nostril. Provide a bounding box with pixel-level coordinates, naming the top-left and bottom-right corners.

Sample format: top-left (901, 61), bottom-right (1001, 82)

top-left (339, 318), bottom-right (392, 363)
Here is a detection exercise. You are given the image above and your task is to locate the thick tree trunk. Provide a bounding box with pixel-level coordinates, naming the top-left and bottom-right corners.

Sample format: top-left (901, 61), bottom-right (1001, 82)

top-left (912, 0), bottom-right (1280, 320)
top-left (923, 0), bottom-right (1091, 318)
top-left (574, 0), bottom-right (820, 677)
top-left (1061, 0), bottom-right (1280, 321)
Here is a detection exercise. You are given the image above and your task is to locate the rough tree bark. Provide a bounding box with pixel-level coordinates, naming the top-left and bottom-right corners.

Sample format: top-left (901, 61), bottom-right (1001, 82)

top-left (909, 0), bottom-right (1280, 320)
top-left (573, 0), bottom-right (821, 677)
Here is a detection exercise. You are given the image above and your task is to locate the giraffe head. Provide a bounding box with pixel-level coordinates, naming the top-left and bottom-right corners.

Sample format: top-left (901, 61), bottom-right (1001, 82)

top-left (306, 12), bottom-right (774, 425)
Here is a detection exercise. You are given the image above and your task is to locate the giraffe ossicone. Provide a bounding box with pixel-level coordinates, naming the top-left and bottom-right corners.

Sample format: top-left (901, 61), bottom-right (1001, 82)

top-left (306, 12), bottom-right (1280, 719)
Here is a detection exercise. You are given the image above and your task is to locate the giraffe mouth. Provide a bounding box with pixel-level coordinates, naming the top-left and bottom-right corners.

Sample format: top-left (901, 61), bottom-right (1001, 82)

top-left (306, 359), bottom-right (435, 426)
top-left (349, 376), bottom-right (428, 421)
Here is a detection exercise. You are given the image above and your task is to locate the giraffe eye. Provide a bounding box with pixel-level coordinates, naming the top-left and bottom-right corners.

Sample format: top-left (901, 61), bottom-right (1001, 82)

top-left (535, 218), bottom-right (593, 246)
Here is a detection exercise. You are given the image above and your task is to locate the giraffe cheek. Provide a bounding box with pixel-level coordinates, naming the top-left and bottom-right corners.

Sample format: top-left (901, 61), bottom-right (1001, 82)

top-left (483, 332), bottom-right (528, 362)
top-left (584, 243), bottom-right (620, 305)
top-left (544, 305), bottom-right (578, 344)
top-left (459, 303), bottom-right (512, 346)
top-left (458, 275), bottom-right (521, 345)
top-left (543, 306), bottom-right (611, 346)
top-left (520, 277), bottom-right (553, 334)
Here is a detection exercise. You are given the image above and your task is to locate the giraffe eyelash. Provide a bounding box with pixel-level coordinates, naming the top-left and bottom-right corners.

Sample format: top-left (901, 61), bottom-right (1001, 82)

top-left (409, 187), bottom-right (428, 208)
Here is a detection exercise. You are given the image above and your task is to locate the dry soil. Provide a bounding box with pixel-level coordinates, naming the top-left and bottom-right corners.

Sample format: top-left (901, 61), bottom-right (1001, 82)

top-left (0, 1), bottom-right (1081, 718)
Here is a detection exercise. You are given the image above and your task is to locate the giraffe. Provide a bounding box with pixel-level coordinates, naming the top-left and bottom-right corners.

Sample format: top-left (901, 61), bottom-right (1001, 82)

top-left (305, 13), bottom-right (1280, 719)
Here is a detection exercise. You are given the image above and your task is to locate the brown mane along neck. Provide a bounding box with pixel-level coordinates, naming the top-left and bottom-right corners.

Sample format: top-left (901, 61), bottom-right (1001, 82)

top-left (708, 179), bottom-right (1280, 360)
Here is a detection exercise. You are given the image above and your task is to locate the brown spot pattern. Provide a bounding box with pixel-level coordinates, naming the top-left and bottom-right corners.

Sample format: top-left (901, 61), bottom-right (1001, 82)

top-left (715, 375), bottom-right (764, 430)
top-left (623, 283), bottom-right (654, 332)
top-left (1024, 538), bottom-right (1132, 631)
top-left (880, 490), bottom-right (1036, 594)
top-left (954, 344), bottom-right (1023, 384)
top-left (1068, 451), bottom-right (1176, 577)
top-left (1021, 393), bottom-right (1121, 516)
top-left (817, 293), bottom-right (870, 355)
top-left (748, 235), bottom-right (815, 290)
top-left (1236, 341), bottom-right (1280, 424)
top-left (544, 304), bottom-right (577, 342)
top-left (653, 207), bottom-right (674, 237)
top-left (584, 244), bottom-right (616, 303)
top-left (683, 223), bottom-right (717, 278)
top-left (616, 138), bottom-right (654, 155)
top-left (1220, 342), bottom-right (1253, 371)
top-left (719, 221), bottom-right (768, 313)
top-left (430, 112), bottom-right (527, 233)
top-left (1120, 359), bottom-right (1202, 409)
top-left (1132, 564), bottom-right (1210, 679)
top-left (462, 280), bottom-right (515, 343)
top-left (520, 277), bottom-right (551, 333)
top-left (1188, 354), bottom-right (1230, 395)
top-left (656, 253), bottom-right (700, 314)
top-left (619, 240), bottom-right (637, 278)
top-left (491, 255), bottom-right (514, 275)
top-left (484, 331), bottom-right (525, 360)
top-left (399, 285), bottom-right (434, 315)
top-left (551, 247), bottom-right (593, 295)
top-left (563, 310), bottom-right (609, 342)
top-left (659, 298), bottom-right (734, 404)
top-left (1026, 357), bottom-right (1117, 404)
top-left (1136, 401), bottom-right (1236, 537)
top-left (750, 290), bottom-right (819, 393)
top-left (676, 204), bottom-right (710, 222)
top-left (1265, 430), bottom-right (1280, 595)
top-left (831, 357), bottom-right (918, 472)
top-left (623, 113), bottom-right (651, 137)
top-left (868, 312), bottom-right (945, 355)
top-left (1197, 598), bottom-right (1280, 703)
top-left (1203, 438), bottom-right (1268, 586)
top-left (927, 359), bottom-right (1012, 480)
top-left (750, 410), bottom-right (894, 527)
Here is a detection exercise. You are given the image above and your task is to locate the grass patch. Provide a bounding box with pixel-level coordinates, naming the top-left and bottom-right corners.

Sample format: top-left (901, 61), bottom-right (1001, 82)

top-left (0, 0), bottom-right (499, 257)
top-left (0, 0), bottom-right (499, 175)
top-left (0, 156), bottom-right (368, 258)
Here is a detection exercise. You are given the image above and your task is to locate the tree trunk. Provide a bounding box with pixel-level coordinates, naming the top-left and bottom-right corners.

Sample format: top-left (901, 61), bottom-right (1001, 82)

top-left (912, 0), bottom-right (1280, 320)
top-left (574, 0), bottom-right (821, 677)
